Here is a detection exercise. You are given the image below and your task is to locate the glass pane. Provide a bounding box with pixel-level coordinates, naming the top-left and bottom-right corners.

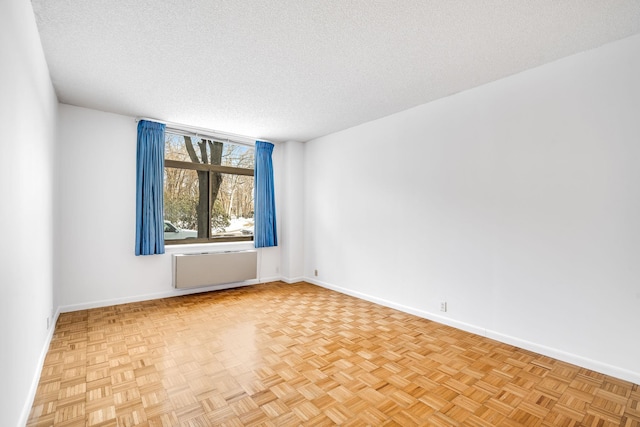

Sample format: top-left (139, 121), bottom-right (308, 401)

top-left (165, 132), bottom-right (255, 169)
top-left (164, 168), bottom-right (201, 241)
top-left (211, 173), bottom-right (254, 239)
top-left (221, 143), bottom-right (255, 169)
top-left (164, 132), bottom-right (254, 242)
top-left (165, 133), bottom-right (194, 162)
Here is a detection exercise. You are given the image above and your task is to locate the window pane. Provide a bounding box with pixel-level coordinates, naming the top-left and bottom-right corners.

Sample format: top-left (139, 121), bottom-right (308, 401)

top-left (212, 173), bottom-right (254, 239)
top-left (165, 132), bottom-right (255, 169)
top-left (165, 133), bottom-right (195, 162)
top-left (163, 168), bottom-right (200, 241)
top-left (163, 131), bottom-right (254, 243)
top-left (221, 143), bottom-right (255, 169)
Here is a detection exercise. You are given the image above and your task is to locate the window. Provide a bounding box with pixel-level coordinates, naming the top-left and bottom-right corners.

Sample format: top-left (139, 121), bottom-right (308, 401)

top-left (163, 131), bottom-right (254, 244)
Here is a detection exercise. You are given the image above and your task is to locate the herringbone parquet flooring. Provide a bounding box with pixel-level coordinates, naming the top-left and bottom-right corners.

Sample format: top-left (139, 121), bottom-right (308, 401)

top-left (27, 281), bottom-right (639, 426)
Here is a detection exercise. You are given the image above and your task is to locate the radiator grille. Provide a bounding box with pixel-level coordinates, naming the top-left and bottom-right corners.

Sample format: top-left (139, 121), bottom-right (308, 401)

top-left (173, 250), bottom-right (257, 289)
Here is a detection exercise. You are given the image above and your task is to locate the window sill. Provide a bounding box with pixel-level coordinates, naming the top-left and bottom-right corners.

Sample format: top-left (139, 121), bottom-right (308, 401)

top-left (164, 240), bottom-right (255, 254)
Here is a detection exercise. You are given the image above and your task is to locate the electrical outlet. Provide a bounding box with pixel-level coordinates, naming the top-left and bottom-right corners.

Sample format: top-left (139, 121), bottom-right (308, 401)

top-left (314, 269), bottom-right (318, 277)
top-left (440, 302), bottom-right (447, 312)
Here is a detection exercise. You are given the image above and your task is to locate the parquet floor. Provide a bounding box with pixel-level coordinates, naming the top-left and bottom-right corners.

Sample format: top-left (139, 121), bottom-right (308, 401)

top-left (27, 281), bottom-right (639, 427)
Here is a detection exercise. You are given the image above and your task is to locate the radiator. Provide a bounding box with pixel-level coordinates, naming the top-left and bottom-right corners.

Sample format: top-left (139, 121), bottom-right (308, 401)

top-left (173, 250), bottom-right (257, 289)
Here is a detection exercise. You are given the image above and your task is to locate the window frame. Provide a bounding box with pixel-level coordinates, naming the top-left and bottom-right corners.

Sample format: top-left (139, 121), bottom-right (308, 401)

top-left (163, 135), bottom-right (255, 245)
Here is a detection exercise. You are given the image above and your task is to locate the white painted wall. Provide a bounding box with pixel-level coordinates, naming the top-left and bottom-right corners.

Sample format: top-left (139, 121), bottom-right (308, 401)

top-left (57, 104), bottom-right (282, 311)
top-left (280, 140), bottom-right (305, 282)
top-left (4, 0), bottom-right (638, 420)
top-left (59, 104), bottom-right (280, 311)
top-left (304, 34), bottom-right (640, 383)
top-left (0, 0), bottom-right (58, 425)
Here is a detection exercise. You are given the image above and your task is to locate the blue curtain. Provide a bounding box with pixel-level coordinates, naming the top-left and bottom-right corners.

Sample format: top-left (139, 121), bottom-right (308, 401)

top-left (135, 120), bottom-right (166, 255)
top-left (254, 141), bottom-right (277, 247)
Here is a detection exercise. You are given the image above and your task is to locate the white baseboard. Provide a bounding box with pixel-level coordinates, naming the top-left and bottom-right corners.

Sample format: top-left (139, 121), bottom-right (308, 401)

top-left (306, 277), bottom-right (486, 337)
top-left (305, 277), bottom-right (640, 385)
top-left (281, 276), bottom-right (305, 284)
top-left (257, 275), bottom-right (283, 284)
top-left (57, 275), bottom-right (301, 314)
top-left (59, 279), bottom-right (260, 313)
top-left (19, 307), bottom-right (61, 427)
top-left (48, 276), bottom-right (640, 393)
top-left (485, 329), bottom-right (640, 385)
top-left (58, 274), bottom-right (303, 314)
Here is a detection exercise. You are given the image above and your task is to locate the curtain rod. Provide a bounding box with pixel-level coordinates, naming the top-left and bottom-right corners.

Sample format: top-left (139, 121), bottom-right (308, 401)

top-left (135, 116), bottom-right (274, 146)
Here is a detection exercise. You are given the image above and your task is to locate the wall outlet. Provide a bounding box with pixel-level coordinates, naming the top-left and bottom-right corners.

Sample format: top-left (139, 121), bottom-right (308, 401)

top-left (440, 302), bottom-right (447, 312)
top-left (314, 269), bottom-right (318, 277)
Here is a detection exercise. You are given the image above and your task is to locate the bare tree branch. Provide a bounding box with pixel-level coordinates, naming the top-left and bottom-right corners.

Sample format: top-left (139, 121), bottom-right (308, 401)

top-left (184, 136), bottom-right (200, 163)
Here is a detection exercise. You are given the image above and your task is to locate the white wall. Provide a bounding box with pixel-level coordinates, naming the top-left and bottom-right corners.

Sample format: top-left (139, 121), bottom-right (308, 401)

top-left (304, 34), bottom-right (640, 383)
top-left (280, 140), bottom-right (305, 282)
top-left (0, 0), bottom-right (58, 425)
top-left (57, 104), bottom-right (283, 310)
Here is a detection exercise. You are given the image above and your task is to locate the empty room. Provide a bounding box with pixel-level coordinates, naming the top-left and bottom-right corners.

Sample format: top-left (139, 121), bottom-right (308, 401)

top-left (2, 0), bottom-right (639, 426)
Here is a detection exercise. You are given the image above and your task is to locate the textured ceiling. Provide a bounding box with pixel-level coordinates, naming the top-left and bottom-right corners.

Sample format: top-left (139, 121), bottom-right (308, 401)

top-left (31, 0), bottom-right (640, 142)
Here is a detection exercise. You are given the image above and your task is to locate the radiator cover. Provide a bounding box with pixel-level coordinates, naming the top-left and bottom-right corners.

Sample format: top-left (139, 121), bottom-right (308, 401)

top-left (173, 250), bottom-right (258, 289)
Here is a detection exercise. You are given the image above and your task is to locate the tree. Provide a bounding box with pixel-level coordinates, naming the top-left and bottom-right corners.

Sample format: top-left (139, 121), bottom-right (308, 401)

top-left (183, 136), bottom-right (228, 237)
top-left (163, 133), bottom-right (254, 239)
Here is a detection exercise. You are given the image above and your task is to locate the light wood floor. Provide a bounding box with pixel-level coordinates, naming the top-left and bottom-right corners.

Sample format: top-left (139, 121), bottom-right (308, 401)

top-left (27, 281), bottom-right (639, 426)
